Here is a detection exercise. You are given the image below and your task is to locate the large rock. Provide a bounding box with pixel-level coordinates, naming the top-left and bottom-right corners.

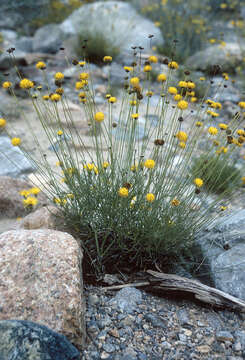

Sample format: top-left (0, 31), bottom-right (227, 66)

top-left (0, 0), bottom-right (50, 34)
top-left (185, 43), bottom-right (244, 73)
top-left (61, 1), bottom-right (164, 62)
top-left (0, 135), bottom-right (35, 177)
top-left (0, 176), bottom-right (48, 218)
top-left (0, 49), bottom-right (28, 71)
top-left (0, 320), bottom-right (80, 360)
top-left (0, 229), bottom-right (86, 348)
top-left (197, 209), bottom-right (245, 300)
top-left (18, 205), bottom-right (63, 230)
top-left (33, 24), bottom-right (63, 54)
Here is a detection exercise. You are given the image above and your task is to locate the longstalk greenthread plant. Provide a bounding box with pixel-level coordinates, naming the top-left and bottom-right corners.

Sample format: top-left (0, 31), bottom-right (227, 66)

top-left (1, 46), bottom-right (245, 280)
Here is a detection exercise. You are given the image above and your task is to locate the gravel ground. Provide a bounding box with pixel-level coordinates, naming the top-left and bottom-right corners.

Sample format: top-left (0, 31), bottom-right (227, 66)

top-left (79, 283), bottom-right (245, 360)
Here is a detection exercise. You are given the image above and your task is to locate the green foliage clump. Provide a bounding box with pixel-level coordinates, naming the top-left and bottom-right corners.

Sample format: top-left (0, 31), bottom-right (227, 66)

top-left (191, 154), bottom-right (242, 195)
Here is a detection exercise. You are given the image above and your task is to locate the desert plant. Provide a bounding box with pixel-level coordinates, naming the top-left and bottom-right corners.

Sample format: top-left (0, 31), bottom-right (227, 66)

top-left (2, 48), bottom-right (245, 280)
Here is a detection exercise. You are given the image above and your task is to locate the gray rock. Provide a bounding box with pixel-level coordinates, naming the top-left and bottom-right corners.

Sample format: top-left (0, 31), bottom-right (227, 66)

top-left (216, 330), bottom-right (234, 342)
top-left (0, 0), bottom-right (50, 35)
top-left (33, 24), bottom-right (63, 54)
top-left (144, 313), bottom-right (167, 329)
top-left (61, 1), bottom-right (163, 62)
top-left (185, 43), bottom-right (244, 73)
top-left (16, 36), bottom-right (33, 53)
top-left (0, 135), bottom-right (35, 177)
top-left (197, 210), bottom-right (245, 300)
top-left (0, 319), bottom-right (80, 359)
top-left (234, 330), bottom-right (245, 350)
top-left (109, 287), bottom-right (142, 313)
top-left (0, 49), bottom-right (27, 70)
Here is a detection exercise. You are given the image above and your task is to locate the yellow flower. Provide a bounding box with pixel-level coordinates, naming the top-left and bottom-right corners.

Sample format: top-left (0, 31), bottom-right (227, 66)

top-left (42, 95), bottom-right (49, 100)
top-left (67, 193), bottom-right (75, 199)
top-left (103, 161), bottom-right (109, 169)
top-left (178, 81), bottom-right (187, 88)
top-left (168, 61), bottom-right (178, 69)
top-left (237, 129), bottom-right (245, 136)
top-left (220, 3), bottom-right (227, 9)
top-left (194, 178), bottom-right (203, 188)
top-left (144, 65), bottom-right (152, 72)
top-left (148, 55), bottom-right (158, 63)
top-left (36, 61), bottom-right (46, 70)
top-left (168, 87), bottom-right (178, 95)
top-left (124, 66), bottom-right (133, 72)
top-left (2, 81), bottom-right (12, 89)
top-left (19, 78), bottom-right (34, 89)
top-left (146, 91), bottom-right (154, 97)
top-left (0, 118), bottom-right (6, 127)
top-left (79, 72), bottom-right (89, 80)
top-left (56, 87), bottom-right (64, 95)
top-left (174, 94), bottom-right (182, 101)
top-left (144, 159), bottom-right (155, 169)
top-left (130, 196), bottom-right (137, 208)
top-left (19, 189), bottom-right (30, 197)
top-left (103, 56), bottom-right (112, 62)
top-left (50, 94), bottom-right (61, 102)
top-left (131, 113), bottom-right (139, 119)
top-left (179, 141), bottom-right (186, 149)
top-left (11, 137), bottom-right (21, 146)
top-left (75, 81), bottom-right (85, 90)
top-left (130, 100), bottom-right (137, 106)
top-left (79, 61), bottom-right (86, 67)
top-left (219, 123), bottom-right (228, 130)
top-left (209, 38), bottom-right (216, 44)
top-left (220, 206), bottom-right (227, 211)
top-left (57, 130), bottom-right (63, 136)
top-left (30, 187), bottom-right (41, 195)
top-left (176, 131), bottom-right (188, 142)
top-left (242, 177), bottom-right (245, 184)
top-left (94, 112), bottom-right (104, 122)
top-left (187, 81), bottom-right (195, 89)
top-left (109, 96), bottom-right (117, 103)
top-left (146, 193), bottom-right (155, 202)
top-left (199, 77), bottom-right (206, 81)
top-left (118, 187), bottom-right (129, 197)
top-left (54, 72), bottom-right (64, 81)
top-left (238, 101), bottom-right (245, 109)
top-left (191, 97), bottom-right (197, 103)
top-left (171, 199), bottom-right (180, 206)
top-left (157, 73), bottom-right (167, 82)
top-left (177, 100), bottom-right (188, 110)
top-left (195, 121), bottom-right (203, 127)
top-left (208, 126), bottom-right (218, 135)
top-left (131, 164), bottom-right (138, 172)
top-left (23, 196), bottom-right (38, 207)
top-left (130, 77), bottom-right (140, 86)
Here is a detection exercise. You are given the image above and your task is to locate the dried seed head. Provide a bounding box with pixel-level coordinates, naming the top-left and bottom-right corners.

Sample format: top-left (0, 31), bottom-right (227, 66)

top-left (112, 122), bottom-right (117, 128)
top-left (72, 59), bottom-right (78, 65)
top-left (184, 70), bottom-right (190, 75)
top-left (162, 58), bottom-right (169, 65)
top-left (195, 188), bottom-right (201, 194)
top-left (178, 116), bottom-right (184, 122)
top-left (154, 139), bottom-right (165, 146)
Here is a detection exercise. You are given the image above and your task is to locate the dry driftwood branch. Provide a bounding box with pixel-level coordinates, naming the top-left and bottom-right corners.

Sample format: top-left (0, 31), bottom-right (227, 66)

top-left (101, 270), bottom-right (245, 312)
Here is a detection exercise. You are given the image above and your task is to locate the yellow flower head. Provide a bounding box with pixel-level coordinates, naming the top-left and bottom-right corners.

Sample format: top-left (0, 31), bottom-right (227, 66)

top-left (220, 206), bottom-right (227, 211)
top-left (187, 81), bottom-right (195, 89)
top-left (36, 61), bottom-right (46, 70)
top-left (176, 131), bottom-right (188, 142)
top-left (75, 81), bottom-right (85, 90)
top-left (191, 97), bottom-right (197, 103)
top-left (0, 118), bottom-right (6, 127)
top-left (79, 61), bottom-right (86, 67)
top-left (171, 199), bottom-right (180, 206)
top-left (179, 141), bottom-right (186, 149)
top-left (56, 87), bottom-right (64, 95)
top-left (124, 66), bottom-right (133, 72)
top-left (19, 189), bottom-right (30, 197)
top-left (199, 77), bottom-right (206, 81)
top-left (178, 81), bottom-right (187, 88)
top-left (208, 126), bottom-right (218, 135)
top-left (168, 61), bottom-right (178, 69)
top-left (94, 112), bottom-right (104, 122)
top-left (177, 100), bottom-right (188, 110)
top-left (148, 55), bottom-right (158, 63)
top-left (19, 78), bottom-right (34, 89)
top-left (23, 196), bottom-right (38, 207)
top-left (209, 38), bottom-right (216, 44)
top-left (54, 72), bottom-right (64, 81)
top-left (157, 73), bottom-right (167, 82)
top-left (144, 65), bottom-right (152, 72)
top-left (146, 193), bottom-right (155, 202)
top-left (242, 177), bottom-right (245, 184)
top-left (131, 113), bottom-right (139, 119)
top-left (57, 130), bottom-right (63, 136)
top-left (174, 94), bottom-right (182, 101)
top-left (130, 77), bottom-right (140, 86)
top-left (2, 81), bottom-right (12, 89)
top-left (50, 93), bottom-right (61, 102)
top-left (194, 178), bottom-right (203, 188)
top-left (11, 137), bottom-right (21, 146)
top-left (168, 87), bottom-right (178, 95)
top-left (103, 161), bottom-right (109, 169)
top-left (30, 187), bottom-right (41, 195)
top-left (79, 72), bottom-right (89, 80)
top-left (103, 56), bottom-right (112, 62)
top-left (109, 96), bottom-right (117, 103)
top-left (42, 95), bottom-right (49, 101)
top-left (118, 187), bottom-right (129, 197)
top-left (219, 123), bottom-right (228, 130)
top-left (195, 121), bottom-right (203, 127)
top-left (144, 159), bottom-right (155, 169)
top-left (238, 101), bottom-right (245, 109)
